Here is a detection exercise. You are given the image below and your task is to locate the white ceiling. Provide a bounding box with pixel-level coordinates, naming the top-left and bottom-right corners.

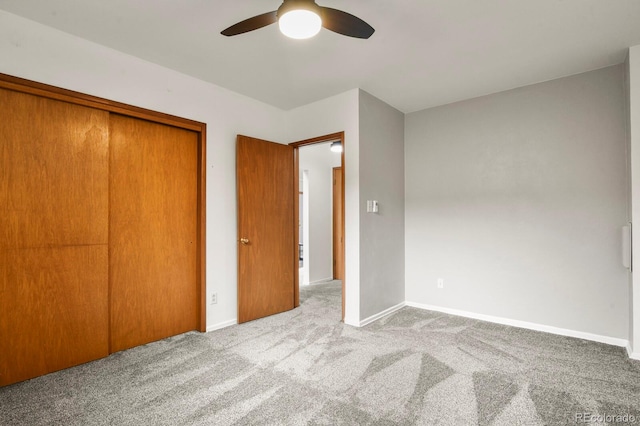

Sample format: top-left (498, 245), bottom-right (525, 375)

top-left (1, 0), bottom-right (640, 113)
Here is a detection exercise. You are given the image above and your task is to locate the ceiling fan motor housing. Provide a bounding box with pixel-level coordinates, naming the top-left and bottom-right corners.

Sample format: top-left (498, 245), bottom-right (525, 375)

top-left (277, 0), bottom-right (323, 20)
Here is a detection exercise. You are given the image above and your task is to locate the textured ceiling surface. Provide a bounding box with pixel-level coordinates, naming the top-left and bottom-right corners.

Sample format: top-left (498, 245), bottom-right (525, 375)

top-left (1, 0), bottom-right (640, 113)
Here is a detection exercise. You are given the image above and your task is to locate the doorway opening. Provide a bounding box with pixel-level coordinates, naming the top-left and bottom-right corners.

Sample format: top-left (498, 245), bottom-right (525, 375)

top-left (299, 170), bottom-right (310, 286)
top-left (291, 132), bottom-right (345, 320)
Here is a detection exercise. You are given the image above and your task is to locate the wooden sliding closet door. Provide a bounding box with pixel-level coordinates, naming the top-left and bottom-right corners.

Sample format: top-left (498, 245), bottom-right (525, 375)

top-left (109, 114), bottom-right (198, 353)
top-left (0, 88), bottom-right (110, 386)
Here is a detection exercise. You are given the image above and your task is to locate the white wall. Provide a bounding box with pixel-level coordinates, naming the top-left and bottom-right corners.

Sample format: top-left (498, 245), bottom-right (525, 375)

top-left (299, 143), bottom-right (342, 284)
top-left (0, 11), bottom-right (287, 331)
top-left (286, 90), bottom-right (361, 325)
top-left (359, 91), bottom-right (406, 320)
top-left (629, 45), bottom-right (640, 357)
top-left (405, 65), bottom-right (629, 341)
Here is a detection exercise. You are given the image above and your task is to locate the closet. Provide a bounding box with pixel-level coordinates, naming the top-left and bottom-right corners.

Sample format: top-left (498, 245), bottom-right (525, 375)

top-left (0, 74), bottom-right (206, 386)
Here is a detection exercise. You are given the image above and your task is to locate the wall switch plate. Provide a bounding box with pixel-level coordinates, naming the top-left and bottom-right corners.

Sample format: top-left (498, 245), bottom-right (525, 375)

top-left (437, 278), bottom-right (444, 289)
top-left (211, 293), bottom-right (217, 305)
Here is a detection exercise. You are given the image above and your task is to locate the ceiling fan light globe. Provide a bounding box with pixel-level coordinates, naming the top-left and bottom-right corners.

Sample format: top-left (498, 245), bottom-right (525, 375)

top-left (330, 141), bottom-right (343, 152)
top-left (279, 10), bottom-right (322, 39)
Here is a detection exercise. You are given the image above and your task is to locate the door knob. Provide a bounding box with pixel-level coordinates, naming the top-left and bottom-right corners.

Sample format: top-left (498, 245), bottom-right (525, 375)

top-left (240, 238), bottom-right (250, 245)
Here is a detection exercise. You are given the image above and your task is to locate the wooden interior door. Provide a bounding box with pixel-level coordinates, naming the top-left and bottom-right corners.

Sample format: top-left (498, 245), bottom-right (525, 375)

top-left (0, 88), bottom-right (110, 386)
top-left (109, 114), bottom-right (198, 353)
top-left (237, 135), bottom-right (295, 323)
top-left (333, 167), bottom-right (345, 281)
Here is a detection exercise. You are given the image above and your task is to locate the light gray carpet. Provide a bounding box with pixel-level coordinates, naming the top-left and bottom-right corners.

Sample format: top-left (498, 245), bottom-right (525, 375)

top-left (2, 281), bottom-right (640, 425)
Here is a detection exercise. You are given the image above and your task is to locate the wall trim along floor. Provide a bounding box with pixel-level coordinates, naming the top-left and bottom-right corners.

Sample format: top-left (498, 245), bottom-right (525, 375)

top-left (627, 343), bottom-right (640, 360)
top-left (206, 319), bottom-right (238, 333)
top-left (357, 302), bottom-right (407, 327)
top-left (204, 299), bottom-right (635, 359)
top-left (406, 301), bottom-right (628, 348)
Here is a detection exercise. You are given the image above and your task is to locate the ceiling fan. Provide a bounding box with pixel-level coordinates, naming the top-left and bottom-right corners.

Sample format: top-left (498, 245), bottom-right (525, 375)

top-left (221, 0), bottom-right (375, 40)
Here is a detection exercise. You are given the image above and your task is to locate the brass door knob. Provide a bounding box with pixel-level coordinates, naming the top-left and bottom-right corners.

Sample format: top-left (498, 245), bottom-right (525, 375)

top-left (240, 238), bottom-right (250, 245)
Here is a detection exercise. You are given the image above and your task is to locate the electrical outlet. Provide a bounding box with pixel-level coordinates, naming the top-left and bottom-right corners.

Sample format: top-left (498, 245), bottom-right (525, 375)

top-left (211, 293), bottom-right (217, 305)
top-left (437, 278), bottom-right (444, 289)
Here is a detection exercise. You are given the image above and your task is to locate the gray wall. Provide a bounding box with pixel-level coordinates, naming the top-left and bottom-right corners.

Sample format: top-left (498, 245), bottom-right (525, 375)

top-left (625, 55), bottom-right (634, 351)
top-left (629, 45), bottom-right (640, 354)
top-left (405, 65), bottom-right (629, 339)
top-left (359, 90), bottom-right (406, 319)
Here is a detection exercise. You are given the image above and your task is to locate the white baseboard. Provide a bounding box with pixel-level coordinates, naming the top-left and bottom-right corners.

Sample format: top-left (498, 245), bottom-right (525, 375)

top-left (344, 317), bottom-right (359, 327)
top-left (206, 319), bottom-right (237, 333)
top-left (405, 301), bottom-right (629, 348)
top-left (358, 302), bottom-right (406, 327)
top-left (627, 344), bottom-right (640, 360)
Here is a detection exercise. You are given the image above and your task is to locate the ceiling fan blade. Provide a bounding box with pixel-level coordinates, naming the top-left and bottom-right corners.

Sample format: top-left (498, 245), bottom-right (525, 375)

top-left (320, 7), bottom-right (374, 39)
top-left (221, 11), bottom-right (278, 36)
